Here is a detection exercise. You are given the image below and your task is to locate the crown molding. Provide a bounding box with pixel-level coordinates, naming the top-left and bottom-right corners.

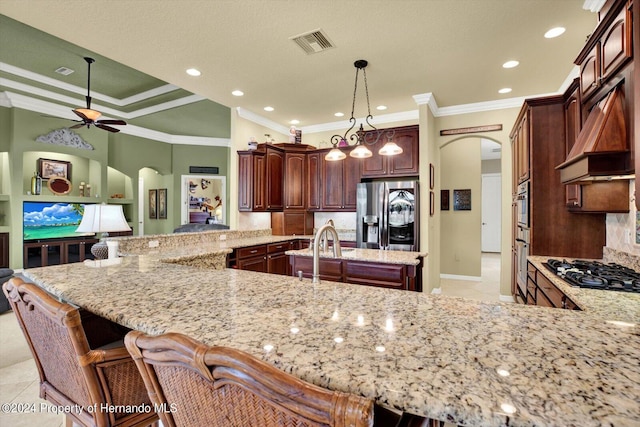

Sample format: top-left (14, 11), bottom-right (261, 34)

top-left (0, 62), bottom-right (179, 106)
top-left (2, 91), bottom-right (230, 147)
top-left (236, 107), bottom-right (289, 135)
top-left (0, 77), bottom-right (206, 119)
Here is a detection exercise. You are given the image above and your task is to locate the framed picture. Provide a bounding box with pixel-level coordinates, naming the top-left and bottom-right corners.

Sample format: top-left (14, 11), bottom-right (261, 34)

top-left (429, 191), bottom-right (435, 216)
top-left (441, 190), bottom-right (450, 210)
top-left (158, 188), bottom-right (167, 219)
top-left (149, 189), bottom-right (157, 219)
top-left (38, 158), bottom-right (71, 181)
top-left (453, 189), bottom-right (472, 211)
top-left (429, 163), bottom-right (435, 190)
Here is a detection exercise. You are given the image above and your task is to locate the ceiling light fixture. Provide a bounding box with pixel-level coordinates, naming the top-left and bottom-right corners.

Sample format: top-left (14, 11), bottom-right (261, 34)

top-left (544, 27), bottom-right (566, 38)
top-left (326, 60), bottom-right (400, 161)
top-left (264, 106), bottom-right (274, 112)
top-left (186, 68), bottom-right (201, 76)
top-left (231, 90), bottom-right (244, 96)
top-left (376, 105), bottom-right (387, 110)
top-left (502, 60), bottom-right (519, 68)
top-left (290, 119), bottom-right (300, 125)
top-left (334, 112), bottom-right (344, 117)
top-left (498, 88), bottom-right (512, 94)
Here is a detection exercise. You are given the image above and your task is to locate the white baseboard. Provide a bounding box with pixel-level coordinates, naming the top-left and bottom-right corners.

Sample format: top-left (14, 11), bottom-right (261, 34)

top-left (430, 287), bottom-right (442, 294)
top-left (440, 274), bottom-right (482, 281)
top-left (499, 294), bottom-right (515, 303)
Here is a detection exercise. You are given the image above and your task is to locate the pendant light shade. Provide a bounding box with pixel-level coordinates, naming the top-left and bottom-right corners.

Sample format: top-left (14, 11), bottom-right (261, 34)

top-left (378, 141), bottom-right (403, 156)
top-left (350, 144), bottom-right (373, 158)
top-left (325, 147), bottom-right (347, 161)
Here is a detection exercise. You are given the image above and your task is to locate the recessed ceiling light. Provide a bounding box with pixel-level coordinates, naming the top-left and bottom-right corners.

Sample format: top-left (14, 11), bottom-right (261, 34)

top-left (502, 60), bottom-right (519, 69)
top-left (186, 68), bottom-right (201, 76)
top-left (544, 27), bottom-right (566, 38)
top-left (334, 112), bottom-right (344, 117)
top-left (231, 90), bottom-right (244, 96)
top-left (290, 119), bottom-right (299, 125)
top-left (264, 106), bottom-right (274, 112)
top-left (499, 88), bottom-right (512, 94)
top-left (376, 105), bottom-right (387, 110)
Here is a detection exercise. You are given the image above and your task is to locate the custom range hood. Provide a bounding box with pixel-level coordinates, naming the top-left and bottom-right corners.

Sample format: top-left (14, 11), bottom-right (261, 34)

top-left (556, 87), bottom-right (632, 184)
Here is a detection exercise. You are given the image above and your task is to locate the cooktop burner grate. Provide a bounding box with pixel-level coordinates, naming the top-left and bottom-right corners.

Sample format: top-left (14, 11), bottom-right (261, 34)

top-left (544, 259), bottom-right (640, 293)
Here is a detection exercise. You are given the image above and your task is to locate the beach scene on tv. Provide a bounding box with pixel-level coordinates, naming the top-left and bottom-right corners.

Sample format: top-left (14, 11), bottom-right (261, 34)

top-left (23, 202), bottom-right (93, 241)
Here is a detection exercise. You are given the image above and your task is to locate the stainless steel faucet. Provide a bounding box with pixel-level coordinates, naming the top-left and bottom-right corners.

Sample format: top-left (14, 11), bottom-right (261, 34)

top-left (312, 220), bottom-right (341, 283)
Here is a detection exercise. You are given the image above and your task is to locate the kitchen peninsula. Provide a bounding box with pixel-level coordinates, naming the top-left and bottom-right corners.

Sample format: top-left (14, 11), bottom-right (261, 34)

top-left (20, 231), bottom-right (640, 426)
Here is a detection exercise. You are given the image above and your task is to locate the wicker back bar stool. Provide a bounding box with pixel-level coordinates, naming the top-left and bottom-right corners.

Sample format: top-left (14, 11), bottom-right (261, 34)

top-left (2, 277), bottom-right (158, 427)
top-left (125, 330), bottom-right (375, 427)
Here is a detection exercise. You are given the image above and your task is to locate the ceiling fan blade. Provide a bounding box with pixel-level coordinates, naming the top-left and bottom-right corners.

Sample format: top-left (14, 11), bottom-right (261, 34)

top-left (97, 119), bottom-right (127, 126)
top-left (69, 123), bottom-right (85, 129)
top-left (73, 109), bottom-right (89, 121)
top-left (96, 123), bottom-right (121, 133)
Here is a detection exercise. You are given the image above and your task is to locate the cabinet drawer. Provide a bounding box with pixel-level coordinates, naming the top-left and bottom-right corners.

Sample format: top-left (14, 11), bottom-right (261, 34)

top-left (267, 241), bottom-right (290, 254)
top-left (345, 261), bottom-right (406, 289)
top-left (237, 245), bottom-right (267, 259)
top-left (536, 273), bottom-right (564, 308)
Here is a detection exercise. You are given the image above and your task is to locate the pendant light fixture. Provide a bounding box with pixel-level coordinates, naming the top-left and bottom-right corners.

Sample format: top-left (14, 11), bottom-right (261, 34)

top-left (326, 60), bottom-right (401, 161)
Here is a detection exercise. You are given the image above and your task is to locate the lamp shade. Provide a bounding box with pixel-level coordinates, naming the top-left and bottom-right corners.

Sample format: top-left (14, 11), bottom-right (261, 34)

top-left (378, 141), bottom-right (403, 156)
top-left (325, 148), bottom-right (347, 161)
top-left (349, 144), bottom-right (373, 159)
top-left (76, 204), bottom-right (131, 233)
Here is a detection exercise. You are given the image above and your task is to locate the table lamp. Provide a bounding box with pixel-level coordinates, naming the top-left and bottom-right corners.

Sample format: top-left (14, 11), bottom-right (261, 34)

top-left (76, 204), bottom-right (131, 259)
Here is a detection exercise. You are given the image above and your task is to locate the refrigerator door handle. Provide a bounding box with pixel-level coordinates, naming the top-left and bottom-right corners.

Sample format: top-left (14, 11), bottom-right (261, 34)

top-left (381, 182), bottom-right (388, 249)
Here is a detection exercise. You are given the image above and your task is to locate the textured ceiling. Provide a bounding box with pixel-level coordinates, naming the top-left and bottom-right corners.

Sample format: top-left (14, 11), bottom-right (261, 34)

top-left (0, 0), bottom-right (597, 137)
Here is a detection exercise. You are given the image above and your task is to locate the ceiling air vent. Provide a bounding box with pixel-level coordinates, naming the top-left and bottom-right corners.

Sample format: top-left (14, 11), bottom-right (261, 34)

top-left (55, 67), bottom-right (74, 76)
top-left (290, 29), bottom-right (335, 54)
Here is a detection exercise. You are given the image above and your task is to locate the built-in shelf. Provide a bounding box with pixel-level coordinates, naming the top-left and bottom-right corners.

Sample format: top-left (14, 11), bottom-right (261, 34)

top-left (22, 195), bottom-right (104, 204)
top-left (108, 198), bottom-right (134, 204)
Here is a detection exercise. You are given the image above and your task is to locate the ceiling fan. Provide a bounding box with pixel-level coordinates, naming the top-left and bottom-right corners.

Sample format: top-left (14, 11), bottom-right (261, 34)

top-left (69, 57), bottom-right (127, 133)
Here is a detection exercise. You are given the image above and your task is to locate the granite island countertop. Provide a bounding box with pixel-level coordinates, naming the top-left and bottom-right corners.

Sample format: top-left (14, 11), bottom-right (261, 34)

top-left (22, 256), bottom-right (640, 427)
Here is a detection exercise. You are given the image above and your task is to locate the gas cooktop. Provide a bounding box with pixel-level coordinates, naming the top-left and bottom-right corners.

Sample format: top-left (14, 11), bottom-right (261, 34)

top-left (544, 259), bottom-right (640, 293)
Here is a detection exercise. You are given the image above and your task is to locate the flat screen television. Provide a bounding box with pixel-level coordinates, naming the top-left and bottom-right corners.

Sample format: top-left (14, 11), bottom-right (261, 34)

top-left (23, 202), bottom-right (94, 241)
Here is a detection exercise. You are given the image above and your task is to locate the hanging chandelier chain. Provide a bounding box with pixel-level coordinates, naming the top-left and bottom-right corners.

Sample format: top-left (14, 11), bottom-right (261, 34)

top-left (363, 67), bottom-right (372, 117)
top-left (350, 66), bottom-right (359, 119)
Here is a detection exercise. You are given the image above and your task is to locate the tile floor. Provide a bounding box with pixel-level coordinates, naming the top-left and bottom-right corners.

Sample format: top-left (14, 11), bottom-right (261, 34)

top-left (0, 254), bottom-right (503, 426)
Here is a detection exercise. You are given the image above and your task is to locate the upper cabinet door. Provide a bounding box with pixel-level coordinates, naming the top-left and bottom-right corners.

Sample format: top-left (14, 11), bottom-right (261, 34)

top-left (361, 125), bottom-right (419, 178)
top-left (600, 4), bottom-right (633, 81)
top-left (284, 152), bottom-right (306, 209)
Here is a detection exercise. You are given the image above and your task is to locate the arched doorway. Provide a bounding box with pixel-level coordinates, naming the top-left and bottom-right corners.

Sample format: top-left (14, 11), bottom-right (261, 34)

top-left (438, 136), bottom-right (503, 302)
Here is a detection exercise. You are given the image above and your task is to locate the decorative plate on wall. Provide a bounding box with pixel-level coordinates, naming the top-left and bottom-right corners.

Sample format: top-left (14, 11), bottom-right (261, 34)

top-left (47, 176), bottom-right (72, 195)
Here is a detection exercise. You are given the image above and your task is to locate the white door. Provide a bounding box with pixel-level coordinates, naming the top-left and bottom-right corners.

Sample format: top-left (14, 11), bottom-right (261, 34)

top-left (481, 174), bottom-right (501, 252)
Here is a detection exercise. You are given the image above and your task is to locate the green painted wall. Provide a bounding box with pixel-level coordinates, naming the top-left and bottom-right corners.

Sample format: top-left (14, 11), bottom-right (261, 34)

top-left (1, 107), bottom-right (230, 269)
top-left (171, 144), bottom-right (230, 229)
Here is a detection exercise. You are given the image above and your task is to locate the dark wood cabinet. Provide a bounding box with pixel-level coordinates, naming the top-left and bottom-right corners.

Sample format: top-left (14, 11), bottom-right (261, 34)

top-left (289, 255), bottom-right (422, 291)
top-left (284, 152), bottom-right (306, 210)
top-left (578, 0), bottom-right (633, 101)
top-left (265, 147), bottom-right (284, 210)
top-left (563, 78), bottom-right (584, 209)
top-left (0, 233), bottom-right (8, 268)
top-left (235, 245), bottom-right (267, 273)
top-left (527, 261), bottom-right (578, 309)
top-left (511, 113), bottom-right (530, 185)
top-left (271, 211), bottom-right (313, 236)
top-left (229, 240), bottom-right (301, 276)
top-left (238, 151), bottom-right (266, 211)
top-left (306, 152), bottom-right (322, 211)
top-left (23, 238), bottom-right (98, 269)
top-left (510, 96), bottom-right (607, 300)
top-left (361, 125), bottom-right (419, 178)
top-left (320, 148), bottom-right (360, 211)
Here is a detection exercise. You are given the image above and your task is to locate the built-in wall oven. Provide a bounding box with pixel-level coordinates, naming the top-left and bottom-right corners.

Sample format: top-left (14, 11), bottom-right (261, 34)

top-left (516, 181), bottom-right (529, 228)
top-left (515, 226), bottom-right (529, 299)
top-left (514, 181), bottom-right (530, 301)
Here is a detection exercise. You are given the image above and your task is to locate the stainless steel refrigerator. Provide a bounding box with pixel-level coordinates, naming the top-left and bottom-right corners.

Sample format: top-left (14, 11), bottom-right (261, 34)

top-left (356, 181), bottom-right (419, 251)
